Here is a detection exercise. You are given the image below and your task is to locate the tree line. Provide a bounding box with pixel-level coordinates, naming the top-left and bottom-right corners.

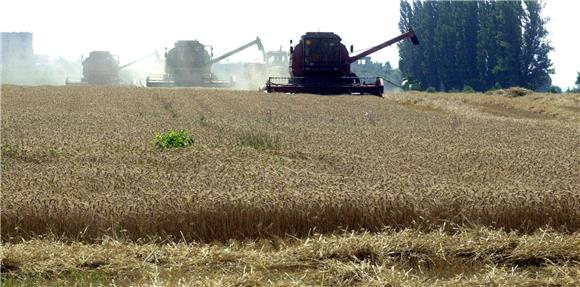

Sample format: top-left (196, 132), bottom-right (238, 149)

top-left (399, 0), bottom-right (554, 92)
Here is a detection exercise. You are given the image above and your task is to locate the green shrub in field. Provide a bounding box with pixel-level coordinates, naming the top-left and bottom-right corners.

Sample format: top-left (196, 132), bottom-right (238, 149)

top-left (154, 129), bottom-right (194, 149)
top-left (238, 130), bottom-right (281, 150)
top-left (463, 85), bottom-right (476, 93)
top-left (550, 86), bottom-right (562, 94)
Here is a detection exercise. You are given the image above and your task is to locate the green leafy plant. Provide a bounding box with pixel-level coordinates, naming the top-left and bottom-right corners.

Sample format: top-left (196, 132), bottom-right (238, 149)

top-left (153, 129), bottom-right (194, 149)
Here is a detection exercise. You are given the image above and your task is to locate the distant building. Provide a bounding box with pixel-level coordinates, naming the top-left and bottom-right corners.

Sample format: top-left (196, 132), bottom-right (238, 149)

top-left (1, 32), bottom-right (35, 84)
top-left (1, 32), bottom-right (34, 65)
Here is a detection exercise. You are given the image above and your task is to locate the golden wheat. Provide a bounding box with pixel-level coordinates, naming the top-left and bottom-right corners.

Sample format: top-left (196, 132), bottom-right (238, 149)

top-left (1, 86), bottom-right (579, 242)
top-left (2, 85), bottom-right (579, 285)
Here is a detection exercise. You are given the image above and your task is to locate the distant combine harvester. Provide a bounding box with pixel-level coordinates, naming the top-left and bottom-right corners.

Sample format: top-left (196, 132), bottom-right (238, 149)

top-left (66, 51), bottom-right (159, 86)
top-left (146, 37), bottom-right (265, 88)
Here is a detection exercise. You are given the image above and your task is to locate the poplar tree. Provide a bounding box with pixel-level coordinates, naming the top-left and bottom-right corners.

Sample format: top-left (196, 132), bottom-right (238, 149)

top-left (398, 0), bottom-right (554, 92)
top-left (521, 0), bottom-right (553, 91)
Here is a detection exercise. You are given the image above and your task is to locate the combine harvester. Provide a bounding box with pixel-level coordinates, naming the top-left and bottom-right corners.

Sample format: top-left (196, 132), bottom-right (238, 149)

top-left (265, 29), bottom-right (419, 97)
top-left (241, 49), bottom-right (290, 90)
top-left (146, 37), bottom-right (265, 88)
top-left (66, 51), bottom-right (159, 85)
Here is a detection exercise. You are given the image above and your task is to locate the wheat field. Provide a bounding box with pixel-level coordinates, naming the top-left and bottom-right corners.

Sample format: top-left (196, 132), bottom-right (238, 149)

top-left (1, 85), bottom-right (579, 285)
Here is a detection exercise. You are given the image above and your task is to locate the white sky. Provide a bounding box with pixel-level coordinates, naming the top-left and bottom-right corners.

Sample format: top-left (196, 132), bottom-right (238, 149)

top-left (1, 0), bottom-right (578, 88)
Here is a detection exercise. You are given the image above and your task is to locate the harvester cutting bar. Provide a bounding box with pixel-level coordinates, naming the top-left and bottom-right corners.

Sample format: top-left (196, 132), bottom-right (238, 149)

top-left (146, 74), bottom-right (234, 88)
top-left (146, 74), bottom-right (175, 87)
top-left (266, 77), bottom-right (384, 97)
top-left (65, 78), bottom-right (84, 86)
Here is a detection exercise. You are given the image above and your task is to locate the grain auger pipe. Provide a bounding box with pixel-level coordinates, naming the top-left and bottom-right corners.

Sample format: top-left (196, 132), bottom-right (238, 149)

top-left (118, 51), bottom-right (160, 71)
top-left (347, 29), bottom-right (419, 65)
top-left (208, 36), bottom-right (266, 65)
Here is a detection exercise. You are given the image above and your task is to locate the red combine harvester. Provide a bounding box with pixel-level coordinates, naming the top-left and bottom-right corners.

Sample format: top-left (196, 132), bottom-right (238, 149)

top-left (265, 29), bottom-right (419, 97)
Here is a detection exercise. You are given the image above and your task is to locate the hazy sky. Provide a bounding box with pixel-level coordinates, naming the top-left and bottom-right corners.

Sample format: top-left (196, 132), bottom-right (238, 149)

top-left (1, 0), bottom-right (578, 88)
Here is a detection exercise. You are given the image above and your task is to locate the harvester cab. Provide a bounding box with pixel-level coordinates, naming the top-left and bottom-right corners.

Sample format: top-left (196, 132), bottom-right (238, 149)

top-left (146, 37), bottom-right (265, 88)
top-left (265, 29), bottom-right (419, 97)
top-left (266, 49), bottom-right (289, 67)
top-left (265, 49), bottom-right (290, 77)
top-left (78, 51), bottom-right (120, 85)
